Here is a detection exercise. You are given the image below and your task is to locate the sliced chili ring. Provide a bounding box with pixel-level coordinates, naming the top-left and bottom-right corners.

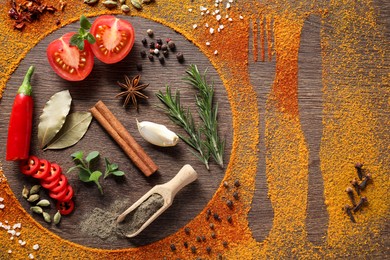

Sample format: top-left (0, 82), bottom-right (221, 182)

top-left (40, 176), bottom-right (60, 190)
top-left (31, 159), bottom-right (50, 180)
top-left (49, 184), bottom-right (68, 201)
top-left (56, 200), bottom-right (75, 215)
top-left (50, 174), bottom-right (68, 193)
top-left (19, 156), bottom-right (40, 176)
top-left (44, 163), bottom-right (62, 183)
top-left (58, 185), bottom-right (74, 202)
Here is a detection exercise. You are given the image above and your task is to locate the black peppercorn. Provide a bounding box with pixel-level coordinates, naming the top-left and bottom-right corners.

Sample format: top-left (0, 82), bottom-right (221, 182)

top-left (170, 244), bottom-right (176, 251)
top-left (148, 54), bottom-right (154, 61)
top-left (161, 44), bottom-right (168, 51)
top-left (163, 50), bottom-right (169, 57)
top-left (149, 42), bottom-right (155, 49)
top-left (213, 213), bottom-right (221, 221)
top-left (156, 38), bottom-right (163, 45)
top-left (140, 50), bottom-right (146, 58)
top-left (168, 40), bottom-right (176, 50)
top-left (141, 38), bottom-right (147, 46)
top-left (136, 63), bottom-right (142, 71)
top-left (234, 180), bottom-right (241, 187)
top-left (201, 235), bottom-right (206, 242)
top-left (159, 56), bottom-right (165, 64)
top-left (191, 246), bottom-right (197, 254)
top-left (176, 52), bottom-right (184, 63)
top-left (183, 241), bottom-right (188, 248)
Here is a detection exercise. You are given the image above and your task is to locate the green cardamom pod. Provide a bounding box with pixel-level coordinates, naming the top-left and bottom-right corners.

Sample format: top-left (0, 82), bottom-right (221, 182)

top-left (119, 0), bottom-right (126, 4)
top-left (30, 206), bottom-right (43, 214)
top-left (22, 186), bottom-right (29, 199)
top-left (83, 0), bottom-right (99, 5)
top-left (131, 0), bottom-right (142, 9)
top-left (102, 0), bottom-right (118, 8)
top-left (30, 185), bottom-right (41, 195)
top-left (27, 194), bottom-right (40, 203)
top-left (36, 199), bottom-right (51, 207)
top-left (43, 212), bottom-right (51, 223)
top-left (121, 4), bottom-right (130, 12)
top-left (53, 211), bottom-right (61, 225)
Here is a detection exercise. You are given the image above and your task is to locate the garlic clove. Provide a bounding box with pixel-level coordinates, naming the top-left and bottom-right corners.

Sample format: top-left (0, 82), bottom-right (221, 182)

top-left (136, 120), bottom-right (179, 147)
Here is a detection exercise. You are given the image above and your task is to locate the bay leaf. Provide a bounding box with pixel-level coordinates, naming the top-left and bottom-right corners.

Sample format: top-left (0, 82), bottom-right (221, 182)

top-left (38, 90), bottom-right (72, 148)
top-left (44, 112), bottom-right (92, 150)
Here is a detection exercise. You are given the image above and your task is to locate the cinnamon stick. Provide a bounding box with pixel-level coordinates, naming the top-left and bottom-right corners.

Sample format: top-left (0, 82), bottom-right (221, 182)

top-left (90, 100), bottom-right (158, 176)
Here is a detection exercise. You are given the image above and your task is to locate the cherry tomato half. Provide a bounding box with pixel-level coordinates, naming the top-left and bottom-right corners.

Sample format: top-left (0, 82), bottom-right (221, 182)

top-left (50, 174), bottom-right (68, 193)
top-left (31, 159), bottom-right (50, 180)
top-left (19, 156), bottom-right (40, 176)
top-left (90, 15), bottom-right (135, 64)
top-left (58, 185), bottom-right (74, 202)
top-left (56, 200), bottom-right (75, 215)
top-left (47, 32), bottom-right (94, 81)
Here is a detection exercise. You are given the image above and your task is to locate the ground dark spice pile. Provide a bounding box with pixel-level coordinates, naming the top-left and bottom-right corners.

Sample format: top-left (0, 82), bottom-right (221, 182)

top-left (0, 0), bottom-right (388, 259)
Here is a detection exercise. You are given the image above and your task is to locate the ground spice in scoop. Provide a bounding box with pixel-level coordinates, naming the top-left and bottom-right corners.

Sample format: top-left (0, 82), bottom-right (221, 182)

top-left (117, 193), bottom-right (164, 237)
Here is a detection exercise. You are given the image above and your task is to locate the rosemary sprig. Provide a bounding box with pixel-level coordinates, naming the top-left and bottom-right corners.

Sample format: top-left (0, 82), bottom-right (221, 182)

top-left (184, 65), bottom-right (224, 168)
top-left (156, 86), bottom-right (210, 169)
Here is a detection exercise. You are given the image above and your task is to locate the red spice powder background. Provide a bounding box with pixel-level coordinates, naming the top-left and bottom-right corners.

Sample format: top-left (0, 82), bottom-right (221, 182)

top-left (0, 0), bottom-right (389, 259)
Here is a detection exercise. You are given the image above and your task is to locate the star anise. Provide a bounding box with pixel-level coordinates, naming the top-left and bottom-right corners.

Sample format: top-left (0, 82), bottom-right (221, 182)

top-left (116, 75), bottom-right (149, 110)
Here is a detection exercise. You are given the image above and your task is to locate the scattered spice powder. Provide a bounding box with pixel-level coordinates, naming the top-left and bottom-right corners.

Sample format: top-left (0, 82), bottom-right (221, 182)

top-left (0, 0), bottom-right (388, 259)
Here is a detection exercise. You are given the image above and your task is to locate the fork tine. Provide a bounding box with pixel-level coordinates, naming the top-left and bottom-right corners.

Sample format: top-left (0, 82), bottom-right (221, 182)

top-left (265, 16), bottom-right (274, 61)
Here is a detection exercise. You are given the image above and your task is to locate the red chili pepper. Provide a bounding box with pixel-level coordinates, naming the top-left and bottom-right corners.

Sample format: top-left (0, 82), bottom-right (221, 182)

top-left (6, 66), bottom-right (35, 161)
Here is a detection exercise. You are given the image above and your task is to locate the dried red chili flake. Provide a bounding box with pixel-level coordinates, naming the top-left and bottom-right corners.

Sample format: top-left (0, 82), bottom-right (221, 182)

top-left (8, 0), bottom-right (57, 30)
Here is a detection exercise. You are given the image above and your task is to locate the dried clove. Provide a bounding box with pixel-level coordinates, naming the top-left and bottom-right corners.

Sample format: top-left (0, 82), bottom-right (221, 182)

top-left (350, 178), bottom-right (361, 195)
top-left (354, 162), bottom-right (364, 180)
top-left (343, 204), bottom-right (356, 223)
top-left (359, 173), bottom-right (371, 190)
top-left (353, 196), bottom-right (368, 213)
top-left (345, 187), bottom-right (356, 206)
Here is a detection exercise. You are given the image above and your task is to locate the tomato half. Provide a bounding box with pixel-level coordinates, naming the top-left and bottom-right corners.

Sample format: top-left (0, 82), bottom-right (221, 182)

top-left (90, 15), bottom-right (135, 64)
top-left (56, 200), bottom-right (75, 215)
top-left (19, 156), bottom-right (40, 176)
top-left (47, 32), bottom-right (94, 81)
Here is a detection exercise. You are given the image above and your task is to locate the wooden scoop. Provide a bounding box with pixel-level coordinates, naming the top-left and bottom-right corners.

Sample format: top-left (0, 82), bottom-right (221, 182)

top-left (116, 164), bottom-right (198, 238)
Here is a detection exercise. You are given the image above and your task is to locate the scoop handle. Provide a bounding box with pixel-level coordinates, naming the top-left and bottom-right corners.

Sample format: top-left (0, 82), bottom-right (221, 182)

top-left (163, 164), bottom-right (198, 199)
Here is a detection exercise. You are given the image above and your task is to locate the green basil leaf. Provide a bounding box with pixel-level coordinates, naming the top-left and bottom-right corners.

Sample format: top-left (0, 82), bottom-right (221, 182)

top-left (86, 33), bottom-right (96, 44)
top-left (79, 169), bottom-right (91, 182)
top-left (38, 90), bottom-right (72, 149)
top-left (112, 170), bottom-right (125, 177)
top-left (80, 15), bottom-right (92, 30)
top-left (44, 112), bottom-right (92, 150)
top-left (71, 151), bottom-right (84, 160)
top-left (86, 151), bottom-right (99, 163)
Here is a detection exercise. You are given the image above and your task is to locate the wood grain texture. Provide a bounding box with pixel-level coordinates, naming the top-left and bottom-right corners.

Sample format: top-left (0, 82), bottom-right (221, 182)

top-left (0, 16), bottom-right (232, 249)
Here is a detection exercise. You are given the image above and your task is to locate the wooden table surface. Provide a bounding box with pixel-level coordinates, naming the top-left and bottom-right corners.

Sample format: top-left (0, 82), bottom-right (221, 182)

top-left (0, 0), bottom-right (388, 258)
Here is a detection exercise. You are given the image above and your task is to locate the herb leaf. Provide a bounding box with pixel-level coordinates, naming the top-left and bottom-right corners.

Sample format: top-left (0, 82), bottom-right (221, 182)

top-left (38, 90), bottom-right (72, 149)
top-left (86, 151), bottom-right (99, 164)
top-left (44, 112), bottom-right (92, 150)
top-left (69, 15), bottom-right (96, 50)
top-left (90, 171), bottom-right (103, 194)
top-left (104, 158), bottom-right (125, 179)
